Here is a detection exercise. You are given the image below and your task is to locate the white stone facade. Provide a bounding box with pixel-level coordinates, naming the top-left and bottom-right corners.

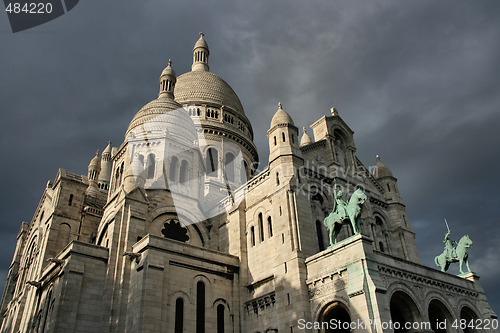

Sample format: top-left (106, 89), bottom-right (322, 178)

top-left (0, 35), bottom-right (497, 333)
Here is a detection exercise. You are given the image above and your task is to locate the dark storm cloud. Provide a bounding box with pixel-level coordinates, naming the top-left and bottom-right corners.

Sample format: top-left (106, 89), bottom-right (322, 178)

top-left (1, 0), bottom-right (499, 313)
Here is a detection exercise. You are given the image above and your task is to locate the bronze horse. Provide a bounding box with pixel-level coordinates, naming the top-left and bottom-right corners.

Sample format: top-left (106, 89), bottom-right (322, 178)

top-left (435, 234), bottom-right (473, 274)
top-left (323, 188), bottom-right (367, 246)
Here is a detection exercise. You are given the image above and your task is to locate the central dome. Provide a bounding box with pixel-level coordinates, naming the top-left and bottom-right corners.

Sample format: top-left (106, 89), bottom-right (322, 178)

top-left (174, 70), bottom-right (245, 116)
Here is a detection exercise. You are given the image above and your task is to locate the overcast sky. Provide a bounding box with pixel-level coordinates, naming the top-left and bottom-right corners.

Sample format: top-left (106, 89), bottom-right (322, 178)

top-left (1, 0), bottom-right (499, 315)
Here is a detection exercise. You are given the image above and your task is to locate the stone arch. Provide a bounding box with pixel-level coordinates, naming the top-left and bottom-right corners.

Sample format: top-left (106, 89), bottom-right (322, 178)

top-left (317, 301), bottom-right (352, 332)
top-left (389, 290), bottom-right (422, 332)
top-left (148, 206), bottom-right (209, 247)
top-left (213, 298), bottom-right (231, 312)
top-left (192, 274), bottom-right (212, 301)
top-left (427, 297), bottom-right (455, 333)
top-left (171, 290), bottom-right (193, 306)
top-left (459, 304), bottom-right (480, 333)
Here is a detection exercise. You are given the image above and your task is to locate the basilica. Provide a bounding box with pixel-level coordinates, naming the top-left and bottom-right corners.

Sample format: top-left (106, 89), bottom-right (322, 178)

top-left (0, 35), bottom-right (496, 332)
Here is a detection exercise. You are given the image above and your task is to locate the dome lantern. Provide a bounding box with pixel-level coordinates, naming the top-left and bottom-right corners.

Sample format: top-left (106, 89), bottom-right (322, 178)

top-left (159, 59), bottom-right (177, 99)
top-left (192, 32), bottom-right (210, 72)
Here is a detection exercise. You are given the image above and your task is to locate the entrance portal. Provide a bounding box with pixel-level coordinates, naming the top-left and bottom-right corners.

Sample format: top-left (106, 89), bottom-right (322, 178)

top-left (319, 302), bottom-right (351, 333)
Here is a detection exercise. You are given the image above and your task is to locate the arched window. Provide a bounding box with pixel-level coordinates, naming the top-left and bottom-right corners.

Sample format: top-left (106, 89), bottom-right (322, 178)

top-left (175, 298), bottom-right (184, 333)
top-left (169, 156), bottom-right (178, 181)
top-left (274, 136), bottom-right (277, 146)
top-left (276, 172), bottom-right (280, 186)
top-left (68, 194), bottom-right (73, 206)
top-left (316, 220), bottom-right (325, 251)
top-left (39, 211), bottom-right (44, 222)
top-left (282, 132), bottom-right (286, 142)
top-left (196, 282), bottom-right (205, 333)
top-left (379, 241), bottom-right (384, 253)
top-left (179, 160), bottom-right (188, 184)
top-left (225, 153), bottom-right (235, 182)
top-left (250, 226), bottom-right (255, 247)
top-left (258, 213), bottom-right (264, 242)
top-left (206, 148), bottom-right (218, 176)
top-left (217, 304), bottom-right (225, 333)
top-left (146, 155), bottom-right (155, 179)
top-left (387, 183), bottom-right (391, 192)
top-left (268, 216), bottom-right (273, 237)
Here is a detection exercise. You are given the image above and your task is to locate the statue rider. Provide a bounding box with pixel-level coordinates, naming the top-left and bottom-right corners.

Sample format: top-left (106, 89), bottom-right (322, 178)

top-left (443, 230), bottom-right (457, 261)
top-left (333, 186), bottom-right (348, 219)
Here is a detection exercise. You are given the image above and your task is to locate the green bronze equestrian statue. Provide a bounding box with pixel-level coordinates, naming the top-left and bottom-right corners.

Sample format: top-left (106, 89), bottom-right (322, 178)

top-left (434, 219), bottom-right (473, 274)
top-left (323, 183), bottom-right (367, 246)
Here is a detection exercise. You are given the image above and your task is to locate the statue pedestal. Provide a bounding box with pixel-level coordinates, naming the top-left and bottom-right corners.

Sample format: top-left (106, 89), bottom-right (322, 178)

top-left (458, 271), bottom-right (480, 281)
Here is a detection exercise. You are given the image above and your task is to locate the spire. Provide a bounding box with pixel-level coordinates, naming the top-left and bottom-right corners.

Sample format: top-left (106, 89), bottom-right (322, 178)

top-left (159, 59), bottom-right (177, 99)
top-left (300, 127), bottom-right (312, 146)
top-left (191, 32), bottom-right (210, 72)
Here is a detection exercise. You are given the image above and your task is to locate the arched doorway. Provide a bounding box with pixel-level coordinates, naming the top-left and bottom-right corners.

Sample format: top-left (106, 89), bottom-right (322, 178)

top-left (319, 302), bottom-right (351, 332)
top-left (428, 299), bottom-right (454, 333)
top-left (390, 291), bottom-right (421, 332)
top-left (460, 306), bottom-right (479, 333)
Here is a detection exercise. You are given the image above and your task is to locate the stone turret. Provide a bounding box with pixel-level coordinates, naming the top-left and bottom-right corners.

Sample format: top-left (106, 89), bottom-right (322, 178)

top-left (86, 150), bottom-right (101, 196)
top-left (191, 32), bottom-right (209, 72)
top-left (98, 141), bottom-right (112, 192)
top-left (267, 102), bottom-right (301, 164)
top-left (373, 155), bottom-right (403, 204)
top-left (159, 59), bottom-right (176, 99)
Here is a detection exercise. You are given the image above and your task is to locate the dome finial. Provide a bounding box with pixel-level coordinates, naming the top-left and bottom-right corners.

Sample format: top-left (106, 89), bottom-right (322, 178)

top-left (376, 154), bottom-right (381, 162)
top-left (199, 31), bottom-right (204, 37)
top-left (168, 58), bottom-right (172, 66)
top-left (278, 102), bottom-right (283, 109)
top-left (95, 149), bottom-right (100, 157)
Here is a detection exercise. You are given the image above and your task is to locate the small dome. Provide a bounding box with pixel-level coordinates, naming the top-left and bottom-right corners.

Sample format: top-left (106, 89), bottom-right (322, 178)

top-left (271, 102), bottom-right (294, 128)
top-left (373, 155), bottom-right (393, 178)
top-left (300, 127), bottom-right (312, 146)
top-left (161, 59), bottom-right (176, 78)
top-left (194, 34), bottom-right (209, 50)
top-left (89, 150), bottom-right (101, 170)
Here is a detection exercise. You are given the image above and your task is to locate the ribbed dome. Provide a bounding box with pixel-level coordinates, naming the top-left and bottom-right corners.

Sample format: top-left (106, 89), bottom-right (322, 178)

top-left (271, 102), bottom-right (294, 128)
top-left (126, 97), bottom-right (183, 138)
top-left (373, 155), bottom-right (393, 178)
top-left (174, 71), bottom-right (245, 116)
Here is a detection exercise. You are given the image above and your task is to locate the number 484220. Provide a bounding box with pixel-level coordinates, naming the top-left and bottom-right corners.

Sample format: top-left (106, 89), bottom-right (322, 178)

top-left (5, 2), bottom-right (53, 14)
